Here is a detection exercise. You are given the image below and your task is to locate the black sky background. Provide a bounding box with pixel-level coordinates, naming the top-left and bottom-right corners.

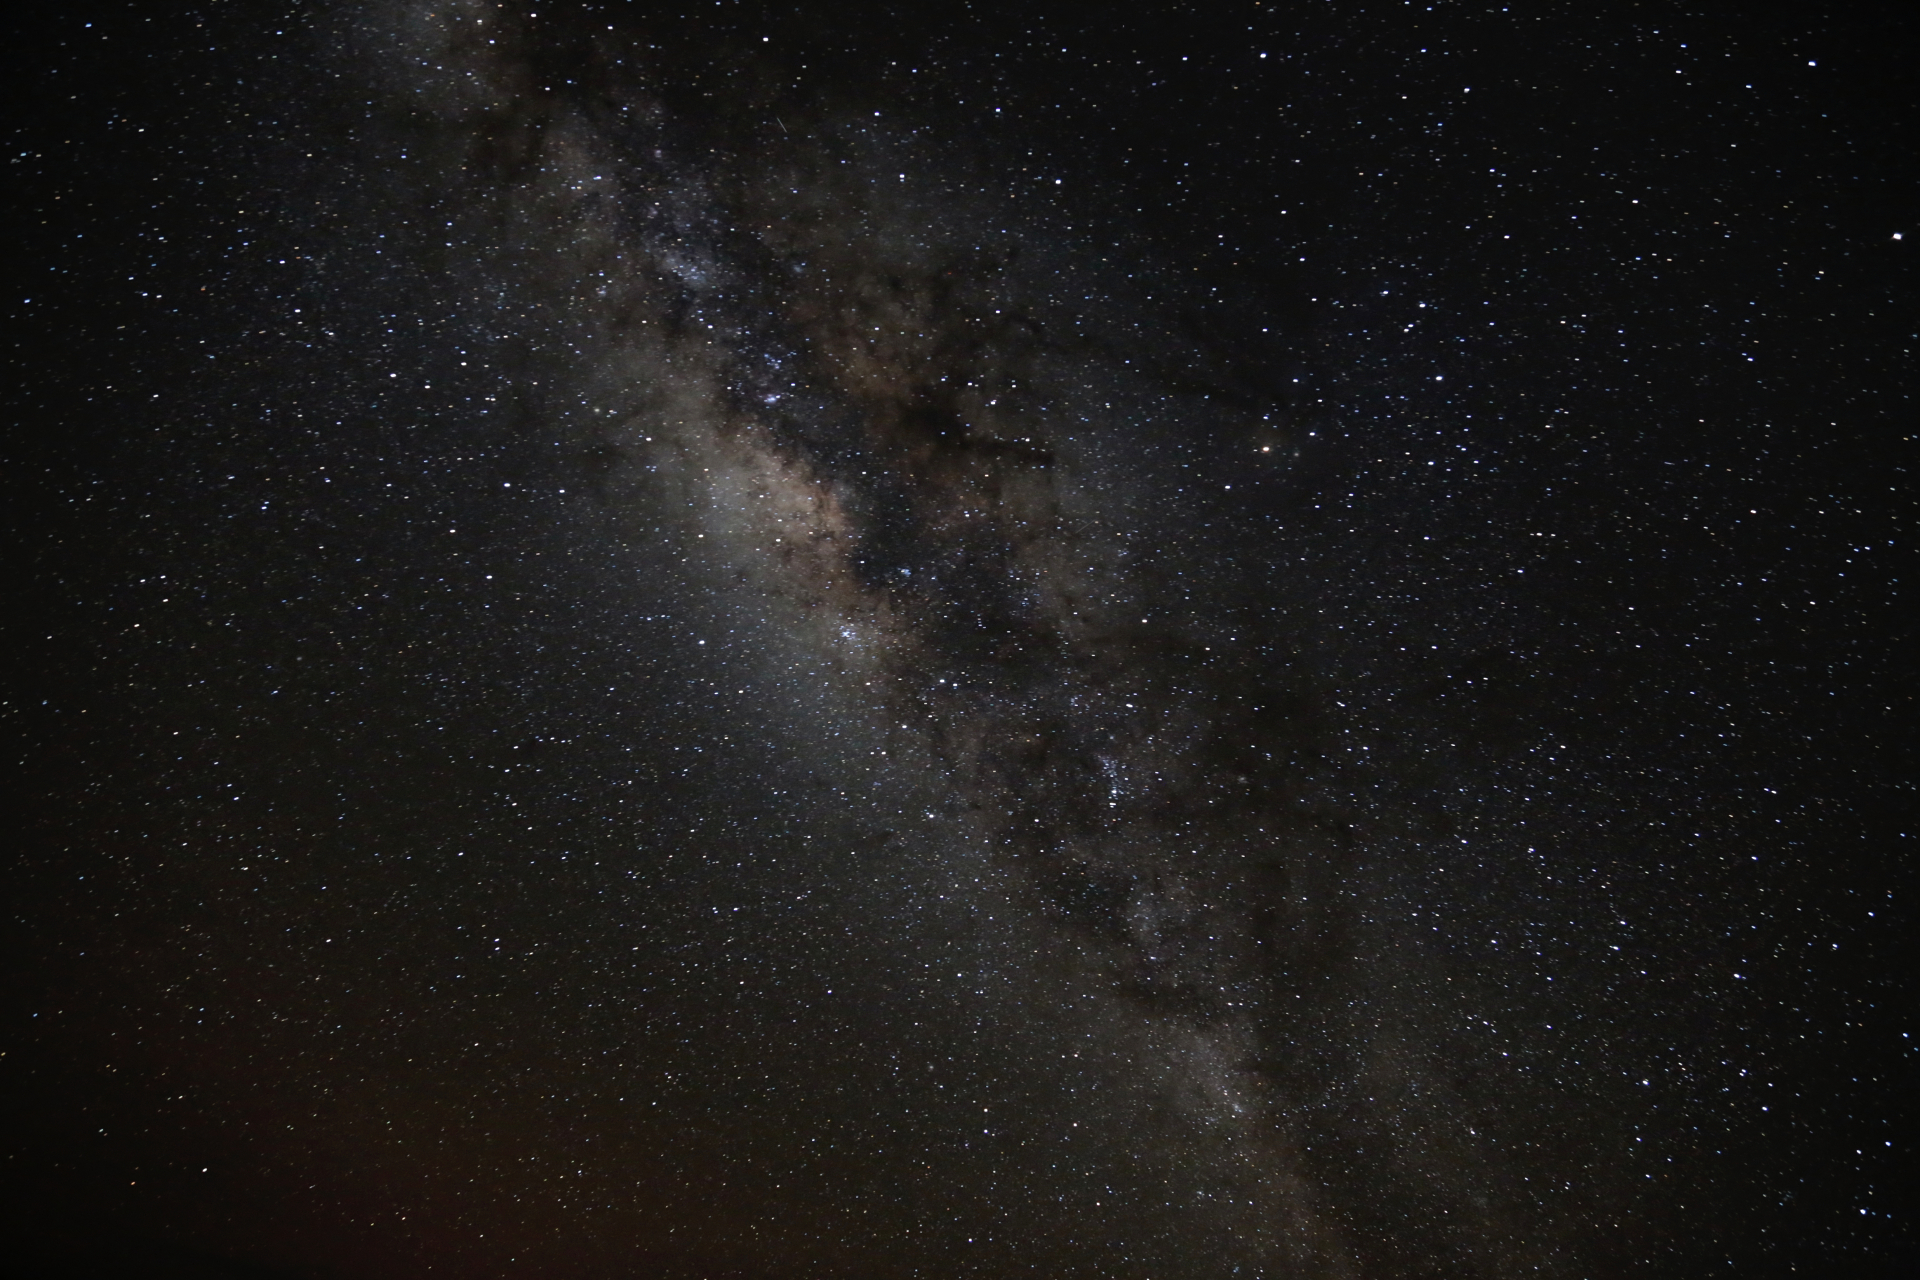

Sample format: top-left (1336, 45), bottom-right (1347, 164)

top-left (5, 2), bottom-right (1911, 1277)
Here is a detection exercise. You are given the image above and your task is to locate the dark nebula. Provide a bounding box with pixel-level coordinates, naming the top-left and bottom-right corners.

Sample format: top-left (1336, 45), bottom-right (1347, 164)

top-left (5, 2), bottom-right (1908, 1277)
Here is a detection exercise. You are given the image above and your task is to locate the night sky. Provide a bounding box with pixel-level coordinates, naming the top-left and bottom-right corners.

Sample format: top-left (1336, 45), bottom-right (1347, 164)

top-left (5, 2), bottom-right (1910, 1277)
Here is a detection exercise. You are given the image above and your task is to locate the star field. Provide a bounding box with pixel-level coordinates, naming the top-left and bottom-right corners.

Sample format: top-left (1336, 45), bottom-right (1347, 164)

top-left (5, 2), bottom-right (1909, 1277)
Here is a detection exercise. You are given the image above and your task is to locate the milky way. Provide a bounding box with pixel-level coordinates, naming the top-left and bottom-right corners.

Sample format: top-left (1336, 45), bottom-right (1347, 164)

top-left (9, 2), bottom-right (1905, 1277)
top-left (343, 6), bottom-right (1663, 1271)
